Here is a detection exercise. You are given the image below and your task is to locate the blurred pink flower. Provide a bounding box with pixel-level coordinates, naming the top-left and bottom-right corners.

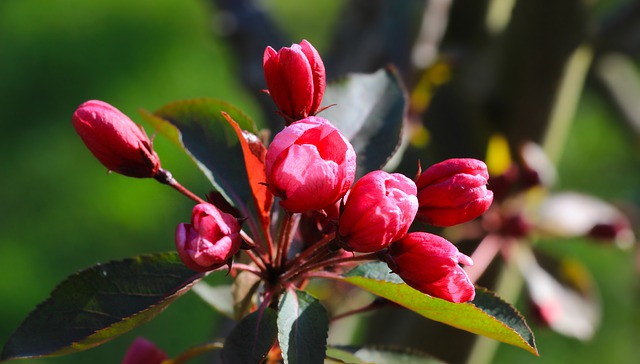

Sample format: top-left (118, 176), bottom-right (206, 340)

top-left (121, 337), bottom-right (167, 364)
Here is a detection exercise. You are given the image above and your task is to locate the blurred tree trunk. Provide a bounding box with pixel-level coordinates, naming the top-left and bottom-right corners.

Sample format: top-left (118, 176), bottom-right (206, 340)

top-left (425, 0), bottom-right (589, 162)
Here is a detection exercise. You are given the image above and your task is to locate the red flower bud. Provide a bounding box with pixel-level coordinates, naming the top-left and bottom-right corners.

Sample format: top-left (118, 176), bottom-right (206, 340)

top-left (175, 203), bottom-right (242, 272)
top-left (265, 116), bottom-right (356, 213)
top-left (339, 171), bottom-right (418, 253)
top-left (72, 100), bottom-right (161, 178)
top-left (121, 337), bottom-right (167, 364)
top-left (387, 232), bottom-right (475, 303)
top-left (263, 39), bottom-right (326, 123)
top-left (416, 158), bottom-right (493, 227)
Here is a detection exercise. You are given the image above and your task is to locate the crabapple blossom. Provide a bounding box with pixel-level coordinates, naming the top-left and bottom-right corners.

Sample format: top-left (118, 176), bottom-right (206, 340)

top-left (175, 203), bottom-right (242, 272)
top-left (416, 158), bottom-right (493, 227)
top-left (387, 232), bottom-right (475, 303)
top-left (72, 100), bottom-right (160, 178)
top-left (265, 116), bottom-right (356, 213)
top-left (339, 170), bottom-right (418, 253)
top-left (263, 39), bottom-right (326, 123)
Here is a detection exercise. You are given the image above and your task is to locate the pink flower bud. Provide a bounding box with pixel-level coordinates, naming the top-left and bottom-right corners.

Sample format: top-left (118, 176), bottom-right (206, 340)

top-left (175, 203), bottom-right (242, 272)
top-left (72, 100), bottom-right (161, 178)
top-left (339, 171), bottom-right (418, 253)
top-left (387, 232), bottom-right (475, 303)
top-left (263, 39), bottom-right (326, 123)
top-left (121, 337), bottom-right (167, 364)
top-left (416, 158), bottom-right (493, 227)
top-left (265, 116), bottom-right (356, 213)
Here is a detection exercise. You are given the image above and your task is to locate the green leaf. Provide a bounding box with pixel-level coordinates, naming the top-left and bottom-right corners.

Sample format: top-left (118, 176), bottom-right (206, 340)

top-left (231, 270), bottom-right (262, 321)
top-left (321, 67), bottom-right (407, 178)
top-left (327, 346), bottom-right (447, 364)
top-left (325, 346), bottom-right (365, 364)
top-left (277, 288), bottom-right (328, 364)
top-left (220, 308), bottom-right (278, 364)
top-left (336, 262), bottom-right (538, 356)
top-left (1, 252), bottom-right (203, 361)
top-left (191, 282), bottom-right (235, 319)
top-left (169, 340), bottom-right (224, 364)
top-left (140, 99), bottom-right (259, 215)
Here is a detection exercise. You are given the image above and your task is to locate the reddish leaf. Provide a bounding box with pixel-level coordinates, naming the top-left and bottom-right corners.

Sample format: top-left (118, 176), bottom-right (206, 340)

top-left (221, 112), bottom-right (273, 243)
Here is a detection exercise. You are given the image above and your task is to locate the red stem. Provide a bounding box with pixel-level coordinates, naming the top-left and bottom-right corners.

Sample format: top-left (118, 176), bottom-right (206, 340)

top-left (284, 232), bottom-right (336, 270)
top-left (231, 263), bottom-right (263, 277)
top-left (263, 227), bottom-right (275, 267)
top-left (154, 169), bottom-right (207, 204)
top-left (275, 212), bottom-right (295, 268)
top-left (464, 234), bottom-right (504, 284)
top-left (243, 249), bottom-right (268, 273)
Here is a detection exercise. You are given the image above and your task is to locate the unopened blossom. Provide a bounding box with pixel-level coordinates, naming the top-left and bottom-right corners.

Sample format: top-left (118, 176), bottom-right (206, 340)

top-left (387, 232), bottom-right (475, 303)
top-left (263, 39), bottom-right (326, 123)
top-left (416, 158), bottom-right (493, 227)
top-left (339, 171), bottom-right (418, 253)
top-left (265, 116), bottom-right (356, 213)
top-left (121, 337), bottom-right (167, 364)
top-left (175, 203), bottom-right (242, 272)
top-left (72, 100), bottom-right (161, 178)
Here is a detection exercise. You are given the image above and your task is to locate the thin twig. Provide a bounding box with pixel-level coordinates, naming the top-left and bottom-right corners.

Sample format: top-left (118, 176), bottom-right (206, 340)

top-left (231, 263), bottom-right (263, 277)
top-left (154, 168), bottom-right (207, 204)
top-left (284, 232), bottom-right (336, 270)
top-left (275, 212), bottom-right (294, 268)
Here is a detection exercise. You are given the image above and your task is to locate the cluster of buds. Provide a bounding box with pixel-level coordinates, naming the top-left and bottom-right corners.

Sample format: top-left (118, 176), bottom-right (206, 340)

top-left (71, 40), bottom-right (494, 305)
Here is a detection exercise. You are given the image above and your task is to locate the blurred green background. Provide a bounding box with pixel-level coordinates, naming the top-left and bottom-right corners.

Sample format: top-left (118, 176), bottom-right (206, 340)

top-left (1, 0), bottom-right (639, 363)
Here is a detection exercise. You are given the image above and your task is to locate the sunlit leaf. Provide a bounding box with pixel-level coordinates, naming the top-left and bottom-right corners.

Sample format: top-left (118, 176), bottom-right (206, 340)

top-left (325, 346), bottom-right (365, 364)
top-left (321, 67), bottom-right (407, 178)
top-left (278, 288), bottom-right (328, 364)
top-left (330, 262), bottom-right (538, 356)
top-left (1, 253), bottom-right (203, 361)
top-left (220, 308), bottom-right (277, 364)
